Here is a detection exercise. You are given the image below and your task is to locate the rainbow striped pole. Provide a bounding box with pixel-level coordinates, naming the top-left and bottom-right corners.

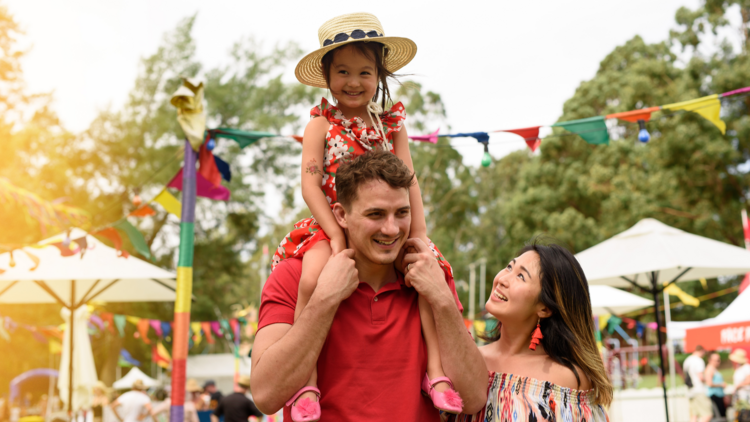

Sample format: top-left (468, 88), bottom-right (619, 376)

top-left (170, 139), bottom-right (197, 422)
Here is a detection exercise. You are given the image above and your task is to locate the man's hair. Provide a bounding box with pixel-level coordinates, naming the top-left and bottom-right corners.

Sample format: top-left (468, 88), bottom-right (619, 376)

top-left (335, 150), bottom-right (414, 209)
top-left (695, 345), bottom-right (705, 352)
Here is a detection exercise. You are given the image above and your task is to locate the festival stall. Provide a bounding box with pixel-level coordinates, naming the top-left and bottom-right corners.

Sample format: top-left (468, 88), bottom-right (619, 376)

top-left (576, 218), bottom-right (750, 422)
top-left (684, 289), bottom-right (750, 352)
top-left (0, 228), bottom-right (176, 412)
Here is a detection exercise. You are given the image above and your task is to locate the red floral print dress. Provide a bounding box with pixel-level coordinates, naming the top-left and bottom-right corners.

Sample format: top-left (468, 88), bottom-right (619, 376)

top-left (271, 98), bottom-right (453, 279)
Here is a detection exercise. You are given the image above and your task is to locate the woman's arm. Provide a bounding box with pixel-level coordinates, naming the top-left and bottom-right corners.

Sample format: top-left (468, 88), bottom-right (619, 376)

top-left (392, 127), bottom-right (428, 243)
top-left (301, 117), bottom-right (346, 253)
top-left (704, 366), bottom-right (716, 386)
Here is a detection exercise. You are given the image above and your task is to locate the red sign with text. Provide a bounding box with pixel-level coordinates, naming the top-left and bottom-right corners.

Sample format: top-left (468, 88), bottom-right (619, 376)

top-left (685, 320), bottom-right (750, 352)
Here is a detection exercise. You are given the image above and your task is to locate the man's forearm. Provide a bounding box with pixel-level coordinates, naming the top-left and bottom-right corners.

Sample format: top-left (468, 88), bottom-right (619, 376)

top-left (431, 297), bottom-right (488, 415)
top-left (251, 293), bottom-right (340, 412)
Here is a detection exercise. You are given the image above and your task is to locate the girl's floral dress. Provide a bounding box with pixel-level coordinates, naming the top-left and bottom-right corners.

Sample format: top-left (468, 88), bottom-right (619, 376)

top-left (271, 98), bottom-right (453, 280)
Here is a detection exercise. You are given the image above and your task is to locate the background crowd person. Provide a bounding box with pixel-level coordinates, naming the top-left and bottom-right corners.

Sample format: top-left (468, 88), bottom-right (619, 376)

top-left (210, 376), bottom-right (262, 422)
top-left (91, 381), bottom-right (110, 422)
top-left (684, 345), bottom-right (712, 422)
top-left (110, 380), bottom-right (156, 422)
top-left (201, 381), bottom-right (222, 411)
top-left (705, 352), bottom-right (727, 418)
top-left (731, 349), bottom-right (750, 421)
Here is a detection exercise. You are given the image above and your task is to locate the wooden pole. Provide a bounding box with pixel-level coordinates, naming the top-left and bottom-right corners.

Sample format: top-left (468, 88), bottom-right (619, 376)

top-left (68, 281), bottom-right (75, 414)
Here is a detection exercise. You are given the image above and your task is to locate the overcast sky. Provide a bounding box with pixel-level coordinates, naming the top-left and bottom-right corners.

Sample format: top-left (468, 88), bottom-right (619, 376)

top-left (7, 0), bottom-right (706, 167)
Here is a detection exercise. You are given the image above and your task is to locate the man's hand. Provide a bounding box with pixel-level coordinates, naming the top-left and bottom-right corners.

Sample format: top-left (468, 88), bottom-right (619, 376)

top-left (312, 248), bottom-right (359, 306)
top-left (402, 238), bottom-right (452, 306)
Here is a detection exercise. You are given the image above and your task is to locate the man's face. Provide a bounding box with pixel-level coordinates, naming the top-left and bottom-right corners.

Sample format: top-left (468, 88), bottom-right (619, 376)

top-left (337, 180), bottom-right (411, 266)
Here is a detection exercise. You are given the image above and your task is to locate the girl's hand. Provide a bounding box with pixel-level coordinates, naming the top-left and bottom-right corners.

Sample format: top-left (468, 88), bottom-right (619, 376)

top-left (330, 235), bottom-right (347, 256)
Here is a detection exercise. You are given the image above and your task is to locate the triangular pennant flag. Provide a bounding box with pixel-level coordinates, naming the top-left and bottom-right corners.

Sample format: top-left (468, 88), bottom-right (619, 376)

top-left (210, 321), bottom-right (222, 337)
top-left (125, 316), bottom-right (141, 326)
top-left (606, 107), bottom-right (661, 123)
top-left (408, 128), bottom-right (440, 144)
top-left (19, 249), bottom-right (40, 271)
top-left (213, 155), bottom-right (231, 182)
top-left (114, 315), bottom-right (126, 337)
top-left (199, 143), bottom-right (222, 187)
top-left (219, 319), bottom-right (231, 340)
top-left (119, 349), bottom-right (140, 367)
top-left (207, 128), bottom-right (275, 149)
top-left (473, 320), bottom-right (486, 336)
top-left (463, 318), bottom-right (472, 330)
top-left (201, 321), bottom-right (215, 344)
top-left (50, 242), bottom-right (77, 257)
top-left (291, 135), bottom-right (303, 143)
top-left (161, 321), bottom-right (172, 338)
top-left (150, 320), bottom-right (163, 337)
top-left (599, 314), bottom-right (610, 331)
top-left (94, 228), bottom-right (129, 258)
top-left (168, 168), bottom-right (230, 201)
top-left (152, 189), bottom-right (182, 219)
top-left (49, 339), bottom-right (62, 354)
top-left (171, 78), bottom-right (206, 151)
top-left (136, 318), bottom-right (151, 344)
top-left (128, 205), bottom-right (157, 218)
top-left (662, 94), bottom-right (726, 134)
top-left (501, 126), bottom-right (542, 152)
top-left (552, 116), bottom-right (610, 145)
top-left (113, 220), bottom-right (153, 260)
top-left (229, 318), bottom-right (240, 340)
top-left (664, 283), bottom-right (700, 307)
top-left (100, 313), bottom-right (115, 334)
top-left (72, 237), bottom-right (88, 259)
top-left (606, 315), bottom-right (622, 334)
top-left (190, 322), bottom-right (203, 345)
top-left (443, 132), bottom-right (490, 143)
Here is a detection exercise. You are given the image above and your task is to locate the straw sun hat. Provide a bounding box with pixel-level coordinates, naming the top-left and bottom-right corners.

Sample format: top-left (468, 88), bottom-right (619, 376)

top-left (295, 12), bottom-right (417, 89)
top-left (730, 348), bottom-right (748, 365)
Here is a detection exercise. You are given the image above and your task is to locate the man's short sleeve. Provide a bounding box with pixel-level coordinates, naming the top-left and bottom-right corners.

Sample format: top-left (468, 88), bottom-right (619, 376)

top-left (257, 258), bottom-right (302, 332)
top-left (211, 398), bottom-right (224, 417)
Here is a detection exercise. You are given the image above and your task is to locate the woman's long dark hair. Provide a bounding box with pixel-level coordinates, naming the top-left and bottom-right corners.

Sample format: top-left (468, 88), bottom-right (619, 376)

top-left (482, 239), bottom-right (613, 406)
top-left (321, 41), bottom-right (397, 110)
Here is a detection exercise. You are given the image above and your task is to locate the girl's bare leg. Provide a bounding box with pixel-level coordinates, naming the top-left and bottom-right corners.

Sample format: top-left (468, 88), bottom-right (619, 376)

top-left (293, 240), bottom-right (332, 403)
top-left (419, 294), bottom-right (451, 393)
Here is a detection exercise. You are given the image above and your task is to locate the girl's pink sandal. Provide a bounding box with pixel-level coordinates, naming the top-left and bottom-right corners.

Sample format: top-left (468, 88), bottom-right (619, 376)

top-left (286, 386), bottom-right (321, 422)
top-left (421, 373), bottom-right (463, 414)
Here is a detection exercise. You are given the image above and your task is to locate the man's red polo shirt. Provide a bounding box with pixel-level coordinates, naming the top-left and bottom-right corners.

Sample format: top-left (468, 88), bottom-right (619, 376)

top-left (258, 257), bottom-right (463, 422)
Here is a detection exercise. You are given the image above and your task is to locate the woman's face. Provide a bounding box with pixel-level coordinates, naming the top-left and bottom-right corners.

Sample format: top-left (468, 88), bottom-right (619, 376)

top-left (327, 45), bottom-right (379, 111)
top-left (486, 251), bottom-right (547, 323)
top-left (709, 353), bottom-right (721, 367)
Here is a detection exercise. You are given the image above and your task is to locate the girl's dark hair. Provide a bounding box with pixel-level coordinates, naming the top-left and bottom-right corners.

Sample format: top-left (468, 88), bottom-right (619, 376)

top-left (321, 42), bottom-right (397, 110)
top-left (481, 238), bottom-right (614, 406)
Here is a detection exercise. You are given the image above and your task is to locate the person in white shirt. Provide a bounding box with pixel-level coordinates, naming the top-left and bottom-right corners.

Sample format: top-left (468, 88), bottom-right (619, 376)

top-left (683, 345), bottom-right (712, 422)
top-left (730, 348), bottom-right (750, 415)
top-left (111, 380), bottom-right (156, 422)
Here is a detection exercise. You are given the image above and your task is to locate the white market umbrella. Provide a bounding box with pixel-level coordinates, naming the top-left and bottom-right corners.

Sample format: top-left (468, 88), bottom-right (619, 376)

top-left (576, 218), bottom-right (750, 422)
top-left (112, 367), bottom-right (159, 390)
top-left (0, 228), bottom-right (176, 412)
top-left (58, 307), bottom-right (98, 411)
top-left (588, 285), bottom-right (653, 316)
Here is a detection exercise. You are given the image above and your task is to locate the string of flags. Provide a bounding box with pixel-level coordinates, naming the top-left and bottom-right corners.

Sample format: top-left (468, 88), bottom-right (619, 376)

top-left (408, 86), bottom-right (750, 166)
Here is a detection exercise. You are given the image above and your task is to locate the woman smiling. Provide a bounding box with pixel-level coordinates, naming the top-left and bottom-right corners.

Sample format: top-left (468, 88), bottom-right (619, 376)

top-left (449, 240), bottom-right (612, 422)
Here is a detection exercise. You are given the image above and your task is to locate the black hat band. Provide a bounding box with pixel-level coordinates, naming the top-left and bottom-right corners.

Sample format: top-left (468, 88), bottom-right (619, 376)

top-left (323, 30), bottom-right (383, 46)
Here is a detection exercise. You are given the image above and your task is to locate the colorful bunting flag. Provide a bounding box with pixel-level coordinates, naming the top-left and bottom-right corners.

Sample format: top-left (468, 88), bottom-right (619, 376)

top-left (443, 132), bottom-right (490, 143)
top-left (219, 319), bottom-right (231, 340)
top-left (114, 315), bottom-right (126, 337)
top-left (161, 321), bottom-right (172, 338)
top-left (500, 126), bottom-right (542, 152)
top-left (663, 283), bottom-right (700, 307)
top-left (128, 205), bottom-right (157, 218)
top-left (552, 116), bottom-right (610, 145)
top-left (606, 315), bottom-right (622, 334)
top-left (210, 321), bottom-right (222, 337)
top-left (599, 314), bottom-right (610, 331)
top-left (662, 94), bottom-right (726, 134)
top-left (136, 318), bottom-right (151, 344)
top-left (206, 128), bottom-right (275, 149)
top-left (101, 312), bottom-right (115, 334)
top-left (50, 242), bottom-right (77, 257)
top-left (119, 349), bottom-right (140, 367)
top-left (473, 320), bottom-right (486, 336)
top-left (113, 220), bottom-right (153, 261)
top-left (168, 168), bottom-right (230, 201)
top-left (152, 342), bottom-right (172, 368)
top-left (606, 107), bottom-right (660, 123)
top-left (408, 128), bottom-right (439, 144)
top-left (49, 339), bottom-right (62, 354)
top-left (94, 228), bottom-right (129, 258)
top-left (152, 189), bottom-right (182, 219)
top-left (72, 237), bottom-right (88, 259)
top-left (213, 155), bottom-right (231, 182)
top-left (150, 319), bottom-right (163, 337)
top-left (199, 143), bottom-right (222, 187)
top-left (125, 316), bottom-right (141, 326)
top-left (201, 321), bottom-right (215, 344)
top-left (190, 322), bottom-right (203, 345)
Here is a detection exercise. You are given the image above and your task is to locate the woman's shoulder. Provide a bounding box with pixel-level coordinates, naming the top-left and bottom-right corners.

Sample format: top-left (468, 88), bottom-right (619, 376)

top-left (545, 361), bottom-right (593, 391)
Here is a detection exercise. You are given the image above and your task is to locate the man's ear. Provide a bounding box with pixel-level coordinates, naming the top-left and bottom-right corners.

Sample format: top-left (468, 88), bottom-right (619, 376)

top-left (332, 203), bottom-right (348, 229)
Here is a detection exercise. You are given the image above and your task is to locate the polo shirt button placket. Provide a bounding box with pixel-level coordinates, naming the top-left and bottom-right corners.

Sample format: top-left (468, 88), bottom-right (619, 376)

top-left (374, 296), bottom-right (379, 302)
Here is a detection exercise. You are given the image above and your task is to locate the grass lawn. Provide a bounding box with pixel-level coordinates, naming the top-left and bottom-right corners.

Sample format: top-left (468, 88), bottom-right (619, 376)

top-left (631, 368), bottom-right (734, 389)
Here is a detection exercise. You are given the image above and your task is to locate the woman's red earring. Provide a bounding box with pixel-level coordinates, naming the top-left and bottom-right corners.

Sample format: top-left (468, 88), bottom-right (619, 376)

top-left (529, 319), bottom-right (543, 351)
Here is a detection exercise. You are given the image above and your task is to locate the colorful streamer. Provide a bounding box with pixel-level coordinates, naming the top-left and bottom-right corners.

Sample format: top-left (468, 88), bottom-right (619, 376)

top-left (552, 116), bottom-right (610, 145)
top-left (167, 168), bottom-right (230, 202)
top-left (152, 189), bottom-right (182, 219)
top-left (662, 94), bottom-right (726, 134)
top-left (113, 220), bottom-right (153, 261)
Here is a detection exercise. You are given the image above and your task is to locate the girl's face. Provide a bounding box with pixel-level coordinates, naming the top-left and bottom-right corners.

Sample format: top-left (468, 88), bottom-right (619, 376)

top-left (327, 45), bottom-right (379, 111)
top-left (486, 251), bottom-right (546, 324)
top-left (709, 353), bottom-right (721, 367)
